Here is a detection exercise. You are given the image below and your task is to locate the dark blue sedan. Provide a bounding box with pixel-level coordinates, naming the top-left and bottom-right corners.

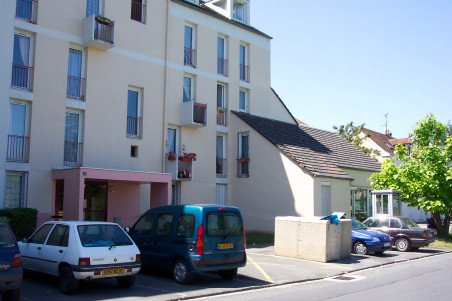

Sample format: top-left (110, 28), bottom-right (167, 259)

top-left (351, 218), bottom-right (391, 255)
top-left (0, 222), bottom-right (22, 301)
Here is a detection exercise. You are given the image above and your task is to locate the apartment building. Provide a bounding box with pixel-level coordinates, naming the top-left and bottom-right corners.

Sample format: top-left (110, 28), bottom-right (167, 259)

top-left (1, 0), bottom-right (296, 228)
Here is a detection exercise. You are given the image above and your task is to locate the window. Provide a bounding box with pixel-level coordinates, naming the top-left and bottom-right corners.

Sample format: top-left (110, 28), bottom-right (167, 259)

top-left (155, 214), bottom-right (173, 237)
top-left (217, 84), bottom-right (227, 125)
top-left (4, 172), bottom-right (27, 209)
top-left (216, 184), bottom-right (227, 205)
top-left (216, 135), bottom-right (226, 176)
top-left (184, 25), bottom-right (196, 68)
top-left (11, 33), bottom-right (32, 90)
top-left (171, 183), bottom-right (181, 205)
top-left (239, 44), bottom-right (248, 82)
top-left (217, 36), bottom-right (227, 76)
top-left (131, 145), bottom-right (138, 157)
top-left (64, 112), bottom-right (82, 166)
top-left (233, 2), bottom-right (245, 22)
top-left (133, 214), bottom-right (154, 235)
top-left (206, 212), bottom-right (242, 236)
top-left (16, 0), bottom-right (37, 23)
top-left (29, 224), bottom-right (54, 244)
top-left (46, 225), bottom-right (69, 247)
top-left (86, 0), bottom-right (100, 17)
top-left (131, 0), bottom-right (146, 23)
top-left (183, 75), bottom-right (194, 102)
top-left (237, 133), bottom-right (249, 177)
top-left (7, 102), bottom-right (29, 161)
top-left (67, 48), bottom-right (85, 100)
top-left (239, 89), bottom-right (247, 112)
top-left (167, 128), bottom-right (177, 154)
top-left (127, 88), bottom-right (142, 138)
top-left (321, 182), bottom-right (331, 216)
top-left (176, 214), bottom-right (195, 238)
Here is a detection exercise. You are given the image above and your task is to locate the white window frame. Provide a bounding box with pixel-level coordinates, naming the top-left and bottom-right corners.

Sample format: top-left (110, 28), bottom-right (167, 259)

top-left (67, 46), bottom-right (85, 99)
top-left (238, 132), bottom-right (249, 159)
top-left (216, 134), bottom-right (226, 159)
top-left (126, 87), bottom-right (142, 138)
top-left (166, 127), bottom-right (179, 155)
top-left (218, 35), bottom-right (227, 60)
top-left (183, 74), bottom-right (195, 102)
top-left (217, 83), bottom-right (226, 108)
top-left (13, 31), bottom-right (34, 67)
top-left (4, 172), bottom-right (28, 209)
top-left (8, 101), bottom-right (29, 137)
top-left (239, 89), bottom-right (248, 112)
top-left (65, 110), bottom-right (83, 144)
top-left (233, 1), bottom-right (246, 22)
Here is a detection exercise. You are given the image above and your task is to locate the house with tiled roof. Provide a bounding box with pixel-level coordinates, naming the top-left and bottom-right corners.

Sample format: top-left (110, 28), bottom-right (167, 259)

top-left (230, 111), bottom-right (380, 232)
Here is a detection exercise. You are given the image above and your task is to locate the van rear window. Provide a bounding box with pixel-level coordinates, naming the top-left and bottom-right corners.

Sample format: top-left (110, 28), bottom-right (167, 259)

top-left (206, 212), bottom-right (242, 237)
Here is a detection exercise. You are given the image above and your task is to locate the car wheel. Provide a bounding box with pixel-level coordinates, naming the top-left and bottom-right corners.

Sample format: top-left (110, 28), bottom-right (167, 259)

top-left (58, 265), bottom-right (79, 295)
top-left (116, 275), bottom-right (136, 288)
top-left (218, 268), bottom-right (238, 280)
top-left (353, 242), bottom-right (368, 255)
top-left (395, 238), bottom-right (410, 252)
top-left (2, 287), bottom-right (20, 301)
top-left (173, 259), bottom-right (193, 285)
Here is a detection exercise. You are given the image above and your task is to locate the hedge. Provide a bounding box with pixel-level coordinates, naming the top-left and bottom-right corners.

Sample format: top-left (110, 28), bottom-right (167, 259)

top-left (0, 208), bottom-right (38, 240)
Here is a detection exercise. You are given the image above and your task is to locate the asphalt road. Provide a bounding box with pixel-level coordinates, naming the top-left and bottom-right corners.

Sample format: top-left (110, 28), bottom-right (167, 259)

top-left (194, 251), bottom-right (452, 301)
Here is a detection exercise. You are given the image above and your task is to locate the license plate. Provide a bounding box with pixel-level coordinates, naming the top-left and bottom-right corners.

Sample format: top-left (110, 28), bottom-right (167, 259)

top-left (102, 268), bottom-right (125, 275)
top-left (384, 243), bottom-right (390, 247)
top-left (218, 243), bottom-right (233, 250)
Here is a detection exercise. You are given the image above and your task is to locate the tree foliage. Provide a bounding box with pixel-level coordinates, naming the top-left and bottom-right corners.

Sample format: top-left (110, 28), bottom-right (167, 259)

top-left (333, 122), bottom-right (381, 158)
top-left (370, 114), bottom-right (452, 236)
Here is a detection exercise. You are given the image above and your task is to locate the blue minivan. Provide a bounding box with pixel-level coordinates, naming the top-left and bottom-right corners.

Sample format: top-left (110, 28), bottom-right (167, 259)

top-left (127, 205), bottom-right (246, 284)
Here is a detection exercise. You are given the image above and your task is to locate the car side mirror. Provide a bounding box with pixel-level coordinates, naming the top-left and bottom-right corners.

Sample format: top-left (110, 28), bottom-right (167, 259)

top-left (22, 238), bottom-right (29, 243)
top-left (124, 226), bottom-right (130, 233)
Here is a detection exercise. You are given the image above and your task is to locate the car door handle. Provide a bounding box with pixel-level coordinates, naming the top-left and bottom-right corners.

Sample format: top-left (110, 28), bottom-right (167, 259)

top-left (37, 247), bottom-right (41, 250)
top-left (59, 250), bottom-right (63, 253)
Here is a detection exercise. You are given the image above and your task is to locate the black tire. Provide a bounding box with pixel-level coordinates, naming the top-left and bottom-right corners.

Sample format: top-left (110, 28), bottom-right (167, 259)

top-left (173, 259), bottom-right (193, 284)
top-left (218, 268), bottom-right (238, 280)
top-left (395, 237), bottom-right (410, 252)
top-left (353, 241), bottom-right (368, 255)
top-left (116, 275), bottom-right (136, 288)
top-left (58, 265), bottom-right (79, 295)
top-left (2, 287), bottom-right (20, 301)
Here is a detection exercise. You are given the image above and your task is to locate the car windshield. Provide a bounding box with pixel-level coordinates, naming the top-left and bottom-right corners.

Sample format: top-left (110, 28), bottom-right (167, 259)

top-left (351, 218), bottom-right (367, 230)
top-left (77, 224), bottom-right (133, 247)
top-left (0, 226), bottom-right (16, 248)
top-left (400, 217), bottom-right (420, 228)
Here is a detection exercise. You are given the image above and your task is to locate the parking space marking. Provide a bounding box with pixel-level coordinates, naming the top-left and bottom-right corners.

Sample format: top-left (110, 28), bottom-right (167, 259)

top-left (247, 252), bottom-right (352, 270)
top-left (247, 255), bottom-right (274, 283)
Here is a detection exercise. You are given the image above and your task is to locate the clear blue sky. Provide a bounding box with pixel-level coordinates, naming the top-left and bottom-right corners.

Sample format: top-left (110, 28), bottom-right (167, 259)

top-left (251, 0), bottom-right (452, 138)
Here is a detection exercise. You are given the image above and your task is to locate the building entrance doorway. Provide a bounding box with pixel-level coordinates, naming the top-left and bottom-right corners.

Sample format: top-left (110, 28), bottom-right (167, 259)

top-left (84, 183), bottom-right (107, 221)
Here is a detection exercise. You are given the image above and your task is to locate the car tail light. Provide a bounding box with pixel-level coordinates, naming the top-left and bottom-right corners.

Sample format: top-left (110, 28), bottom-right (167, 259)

top-left (12, 254), bottom-right (22, 268)
top-left (219, 207), bottom-right (225, 210)
top-left (78, 258), bottom-right (90, 266)
top-left (135, 254), bottom-right (141, 262)
top-left (196, 224), bottom-right (204, 255)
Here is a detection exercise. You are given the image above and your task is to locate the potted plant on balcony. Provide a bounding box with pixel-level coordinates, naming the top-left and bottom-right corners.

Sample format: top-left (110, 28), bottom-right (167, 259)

top-left (180, 152), bottom-right (197, 162)
top-left (95, 15), bottom-right (113, 25)
top-left (167, 151), bottom-right (177, 160)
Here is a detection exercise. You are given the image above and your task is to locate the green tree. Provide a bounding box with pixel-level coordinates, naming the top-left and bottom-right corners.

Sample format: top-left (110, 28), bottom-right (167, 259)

top-left (333, 122), bottom-right (381, 158)
top-left (370, 114), bottom-right (452, 236)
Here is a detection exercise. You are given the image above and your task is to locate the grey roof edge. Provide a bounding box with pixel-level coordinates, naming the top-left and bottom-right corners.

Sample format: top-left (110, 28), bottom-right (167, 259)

top-left (172, 0), bottom-right (273, 39)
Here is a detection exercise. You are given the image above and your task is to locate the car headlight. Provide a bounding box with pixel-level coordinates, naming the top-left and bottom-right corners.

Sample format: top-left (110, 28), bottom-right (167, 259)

top-left (372, 237), bottom-right (380, 242)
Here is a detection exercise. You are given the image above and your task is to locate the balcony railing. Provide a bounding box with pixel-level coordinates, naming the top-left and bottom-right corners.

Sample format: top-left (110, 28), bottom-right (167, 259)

top-left (184, 47), bottom-right (196, 68)
top-left (181, 101), bottom-right (207, 127)
top-left (127, 116), bottom-right (142, 138)
top-left (16, 0), bottom-right (37, 24)
top-left (216, 158), bottom-right (227, 177)
top-left (67, 76), bottom-right (86, 100)
top-left (11, 64), bottom-right (33, 90)
top-left (217, 57), bottom-right (228, 76)
top-left (83, 15), bottom-right (115, 50)
top-left (217, 107), bottom-right (227, 126)
top-left (64, 141), bottom-right (83, 166)
top-left (177, 157), bottom-right (193, 180)
top-left (239, 64), bottom-right (249, 82)
top-left (7, 135), bottom-right (29, 162)
top-left (131, 0), bottom-right (146, 23)
top-left (95, 19), bottom-right (115, 44)
top-left (237, 158), bottom-right (249, 177)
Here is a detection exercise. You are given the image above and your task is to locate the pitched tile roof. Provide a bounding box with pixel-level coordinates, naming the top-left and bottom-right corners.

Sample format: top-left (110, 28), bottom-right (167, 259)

top-left (363, 128), bottom-right (412, 154)
top-left (233, 111), bottom-right (381, 179)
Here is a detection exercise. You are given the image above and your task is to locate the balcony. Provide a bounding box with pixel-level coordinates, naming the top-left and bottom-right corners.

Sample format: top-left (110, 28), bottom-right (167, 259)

top-left (217, 107), bottom-right (227, 126)
top-left (181, 101), bottom-right (207, 127)
top-left (184, 47), bottom-right (196, 68)
top-left (7, 135), bottom-right (29, 162)
top-left (82, 15), bottom-right (115, 50)
top-left (126, 116), bottom-right (142, 138)
top-left (166, 156), bottom-right (193, 181)
top-left (217, 58), bottom-right (228, 76)
top-left (67, 76), bottom-right (86, 100)
top-left (216, 158), bottom-right (227, 177)
top-left (11, 64), bottom-right (33, 91)
top-left (239, 64), bottom-right (249, 82)
top-left (131, 0), bottom-right (146, 23)
top-left (237, 158), bottom-right (249, 177)
top-left (15, 0), bottom-right (38, 24)
top-left (64, 141), bottom-right (83, 167)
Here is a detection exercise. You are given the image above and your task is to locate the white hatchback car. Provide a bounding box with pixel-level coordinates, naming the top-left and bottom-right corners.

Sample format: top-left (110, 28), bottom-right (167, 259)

top-left (18, 221), bottom-right (141, 294)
